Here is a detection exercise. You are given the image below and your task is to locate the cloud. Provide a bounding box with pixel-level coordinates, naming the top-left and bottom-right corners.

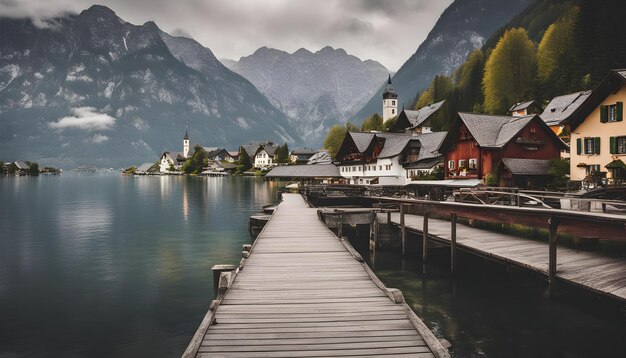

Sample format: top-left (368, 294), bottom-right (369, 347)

top-left (49, 107), bottom-right (116, 131)
top-left (86, 134), bottom-right (109, 143)
top-left (0, 0), bottom-right (453, 71)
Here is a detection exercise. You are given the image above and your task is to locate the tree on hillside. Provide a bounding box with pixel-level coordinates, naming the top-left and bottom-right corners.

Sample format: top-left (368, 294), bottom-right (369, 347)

top-left (182, 145), bottom-right (207, 174)
top-left (537, 6), bottom-right (579, 98)
top-left (361, 113), bottom-right (383, 132)
top-left (237, 149), bottom-right (252, 173)
top-left (483, 28), bottom-right (537, 114)
top-left (455, 50), bottom-right (485, 112)
top-left (415, 75), bottom-right (456, 131)
top-left (324, 125), bottom-right (346, 159)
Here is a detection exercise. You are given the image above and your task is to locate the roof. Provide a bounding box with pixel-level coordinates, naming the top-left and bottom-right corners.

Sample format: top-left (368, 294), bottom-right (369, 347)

top-left (605, 159), bottom-right (626, 169)
top-left (290, 148), bottom-right (318, 155)
top-left (376, 133), bottom-right (414, 159)
top-left (240, 141), bottom-right (276, 158)
top-left (407, 179), bottom-right (482, 187)
top-left (509, 100), bottom-right (539, 112)
top-left (307, 151), bottom-right (332, 165)
top-left (183, 127), bottom-right (189, 140)
top-left (13, 161), bottom-right (29, 169)
top-left (569, 69), bottom-right (626, 130)
top-left (265, 164), bottom-right (341, 178)
top-left (540, 91), bottom-right (591, 126)
top-left (162, 151), bottom-right (186, 162)
top-left (403, 100), bottom-right (446, 129)
top-left (258, 144), bottom-right (278, 157)
top-left (228, 151), bottom-right (239, 157)
top-left (405, 156), bottom-right (443, 169)
top-left (136, 163), bottom-right (155, 172)
top-left (501, 158), bottom-right (551, 175)
top-left (383, 75), bottom-right (397, 99)
top-left (458, 112), bottom-right (535, 148)
top-left (348, 132), bottom-right (377, 153)
top-left (414, 132), bottom-right (447, 161)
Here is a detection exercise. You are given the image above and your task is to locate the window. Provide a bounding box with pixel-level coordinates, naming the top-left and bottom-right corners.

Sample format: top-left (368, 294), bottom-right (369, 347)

top-left (379, 165), bottom-right (382, 171)
top-left (586, 164), bottom-right (601, 174)
top-left (392, 109), bottom-right (395, 115)
top-left (601, 102), bottom-right (623, 123)
top-left (583, 137), bottom-right (600, 155)
top-left (448, 160), bottom-right (455, 169)
top-left (392, 100), bottom-right (396, 106)
top-left (353, 166), bottom-right (356, 172)
top-left (610, 136), bottom-right (626, 154)
top-left (469, 158), bottom-right (477, 169)
top-left (459, 159), bottom-right (466, 169)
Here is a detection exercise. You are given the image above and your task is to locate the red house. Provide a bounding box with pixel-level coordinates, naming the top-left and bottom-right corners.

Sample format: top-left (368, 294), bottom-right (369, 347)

top-left (438, 113), bottom-right (567, 187)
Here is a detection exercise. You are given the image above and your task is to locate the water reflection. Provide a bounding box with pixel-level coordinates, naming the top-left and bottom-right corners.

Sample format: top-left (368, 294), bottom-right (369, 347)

top-left (0, 174), bottom-right (282, 358)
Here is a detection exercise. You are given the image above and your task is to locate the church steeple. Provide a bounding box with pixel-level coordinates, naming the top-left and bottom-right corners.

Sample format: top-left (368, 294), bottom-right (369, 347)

top-left (183, 124), bottom-right (190, 158)
top-left (382, 74), bottom-right (398, 123)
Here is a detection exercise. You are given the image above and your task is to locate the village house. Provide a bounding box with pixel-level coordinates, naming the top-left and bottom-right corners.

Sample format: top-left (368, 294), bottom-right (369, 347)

top-left (509, 100), bottom-right (543, 117)
top-left (568, 69), bottom-right (626, 183)
top-left (239, 141), bottom-right (279, 169)
top-left (336, 131), bottom-right (446, 186)
top-left (289, 148), bottom-right (319, 164)
top-left (159, 128), bottom-right (190, 172)
top-left (390, 100), bottom-right (446, 134)
top-left (437, 112), bottom-right (566, 188)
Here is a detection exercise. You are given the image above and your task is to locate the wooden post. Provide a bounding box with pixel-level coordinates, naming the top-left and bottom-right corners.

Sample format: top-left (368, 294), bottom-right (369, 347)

top-left (548, 216), bottom-right (559, 296)
top-left (450, 213), bottom-right (457, 274)
top-left (400, 204), bottom-right (406, 256)
top-left (423, 211), bottom-right (429, 262)
top-left (211, 264), bottom-right (236, 298)
top-left (338, 213), bottom-right (343, 238)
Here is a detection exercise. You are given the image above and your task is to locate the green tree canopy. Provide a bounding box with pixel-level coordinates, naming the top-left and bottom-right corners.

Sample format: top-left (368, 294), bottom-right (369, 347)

top-left (237, 148), bottom-right (252, 173)
top-left (324, 124), bottom-right (351, 159)
top-left (361, 113), bottom-right (383, 132)
top-left (483, 28), bottom-right (537, 114)
top-left (182, 145), bottom-right (207, 174)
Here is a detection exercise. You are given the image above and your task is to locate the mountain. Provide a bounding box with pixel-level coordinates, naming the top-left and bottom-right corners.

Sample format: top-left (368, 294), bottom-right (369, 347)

top-left (351, 0), bottom-right (533, 124)
top-left (224, 46), bottom-right (388, 145)
top-left (0, 5), bottom-right (301, 168)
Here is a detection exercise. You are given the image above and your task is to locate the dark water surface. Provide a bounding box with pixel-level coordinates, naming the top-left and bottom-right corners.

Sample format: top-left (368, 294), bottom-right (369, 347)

top-left (2, 175), bottom-right (625, 357)
top-left (349, 233), bottom-right (626, 358)
top-left (0, 174), bottom-right (282, 357)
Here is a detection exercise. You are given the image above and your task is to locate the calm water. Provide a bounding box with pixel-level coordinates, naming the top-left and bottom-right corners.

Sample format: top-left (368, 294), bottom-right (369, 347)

top-left (0, 174), bottom-right (282, 357)
top-left (349, 232), bottom-right (626, 358)
top-left (2, 176), bottom-right (625, 357)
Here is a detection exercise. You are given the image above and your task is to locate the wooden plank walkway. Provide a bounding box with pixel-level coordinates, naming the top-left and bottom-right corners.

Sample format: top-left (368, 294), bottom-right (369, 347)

top-left (184, 194), bottom-right (449, 358)
top-left (390, 213), bottom-right (626, 302)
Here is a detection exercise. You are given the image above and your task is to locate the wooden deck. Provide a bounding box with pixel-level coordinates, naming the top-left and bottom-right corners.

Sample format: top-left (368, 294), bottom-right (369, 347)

top-left (390, 213), bottom-right (626, 302)
top-left (184, 194), bottom-right (449, 358)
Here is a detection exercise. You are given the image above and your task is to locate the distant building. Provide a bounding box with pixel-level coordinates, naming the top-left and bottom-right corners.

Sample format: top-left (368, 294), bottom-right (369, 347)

top-left (239, 141), bottom-right (279, 169)
top-left (568, 69), bottom-right (626, 182)
top-left (290, 148), bottom-right (318, 164)
top-left (382, 75), bottom-right (398, 123)
top-left (509, 100), bottom-right (542, 117)
top-left (135, 162), bottom-right (159, 175)
top-left (438, 112), bottom-right (566, 188)
top-left (307, 150), bottom-right (332, 165)
top-left (540, 90), bottom-right (591, 148)
top-left (390, 100), bottom-right (445, 134)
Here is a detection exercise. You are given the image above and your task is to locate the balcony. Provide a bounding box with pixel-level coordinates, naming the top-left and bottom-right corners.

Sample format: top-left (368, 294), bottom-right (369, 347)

top-left (448, 169), bottom-right (479, 178)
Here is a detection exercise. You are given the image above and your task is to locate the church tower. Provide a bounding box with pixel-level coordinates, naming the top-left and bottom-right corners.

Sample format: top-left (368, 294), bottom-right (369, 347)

top-left (183, 125), bottom-right (190, 158)
top-left (382, 74), bottom-right (398, 123)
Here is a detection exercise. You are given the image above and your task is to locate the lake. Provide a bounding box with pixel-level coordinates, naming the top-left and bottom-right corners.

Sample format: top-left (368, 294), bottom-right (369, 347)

top-left (1, 175), bottom-right (624, 357)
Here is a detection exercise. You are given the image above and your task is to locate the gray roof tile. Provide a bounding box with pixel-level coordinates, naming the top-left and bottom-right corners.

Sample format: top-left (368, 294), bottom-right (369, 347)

top-left (501, 158), bottom-right (551, 175)
top-left (540, 91), bottom-right (591, 126)
top-left (266, 164), bottom-right (341, 178)
top-left (404, 100), bottom-right (445, 128)
top-left (458, 112), bottom-right (534, 148)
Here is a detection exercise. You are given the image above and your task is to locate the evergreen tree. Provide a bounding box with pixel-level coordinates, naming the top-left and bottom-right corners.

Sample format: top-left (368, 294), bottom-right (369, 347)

top-left (361, 113), bottom-right (383, 131)
top-left (483, 28), bottom-right (537, 114)
top-left (182, 145), bottom-right (207, 174)
top-left (237, 148), bottom-right (252, 173)
top-left (324, 124), bottom-right (352, 159)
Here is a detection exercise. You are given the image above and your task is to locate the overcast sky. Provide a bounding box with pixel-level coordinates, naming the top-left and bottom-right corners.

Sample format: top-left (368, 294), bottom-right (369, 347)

top-left (0, 0), bottom-right (454, 71)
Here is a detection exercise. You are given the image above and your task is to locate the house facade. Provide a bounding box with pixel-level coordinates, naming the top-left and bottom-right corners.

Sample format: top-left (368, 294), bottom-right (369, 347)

top-left (568, 70), bottom-right (626, 182)
top-left (336, 131), bottom-right (446, 186)
top-left (438, 113), bottom-right (566, 187)
top-left (290, 148), bottom-right (318, 164)
top-left (390, 100), bottom-right (445, 134)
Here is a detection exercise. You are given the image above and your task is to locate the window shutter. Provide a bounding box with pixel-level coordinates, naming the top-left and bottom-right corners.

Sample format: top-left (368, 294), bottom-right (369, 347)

top-left (576, 138), bottom-right (582, 155)
top-left (594, 137), bottom-right (601, 154)
top-left (617, 102), bottom-right (624, 122)
top-left (610, 136), bottom-right (617, 154)
top-left (600, 105), bottom-right (608, 123)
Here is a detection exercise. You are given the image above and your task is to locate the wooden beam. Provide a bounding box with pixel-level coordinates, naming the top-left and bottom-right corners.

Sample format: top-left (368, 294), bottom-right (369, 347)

top-left (548, 216), bottom-right (559, 296)
top-left (400, 204), bottom-right (406, 256)
top-left (423, 212), bottom-right (429, 262)
top-left (338, 213), bottom-right (343, 238)
top-left (450, 213), bottom-right (457, 274)
top-left (211, 264), bottom-right (236, 299)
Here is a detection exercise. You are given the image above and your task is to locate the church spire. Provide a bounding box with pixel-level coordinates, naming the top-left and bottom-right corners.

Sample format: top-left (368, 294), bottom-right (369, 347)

top-left (183, 124), bottom-right (189, 140)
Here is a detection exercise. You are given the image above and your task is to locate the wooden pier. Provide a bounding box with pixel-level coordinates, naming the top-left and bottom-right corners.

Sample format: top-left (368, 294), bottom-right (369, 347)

top-left (389, 211), bottom-right (626, 302)
top-left (183, 193), bottom-right (450, 358)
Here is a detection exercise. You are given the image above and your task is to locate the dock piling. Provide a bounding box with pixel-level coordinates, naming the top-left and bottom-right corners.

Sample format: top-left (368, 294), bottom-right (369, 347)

top-left (451, 213), bottom-right (457, 274)
top-left (400, 204), bottom-right (406, 255)
top-left (548, 216), bottom-right (560, 296)
top-left (423, 212), bottom-right (429, 262)
top-left (211, 264), bottom-right (235, 299)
